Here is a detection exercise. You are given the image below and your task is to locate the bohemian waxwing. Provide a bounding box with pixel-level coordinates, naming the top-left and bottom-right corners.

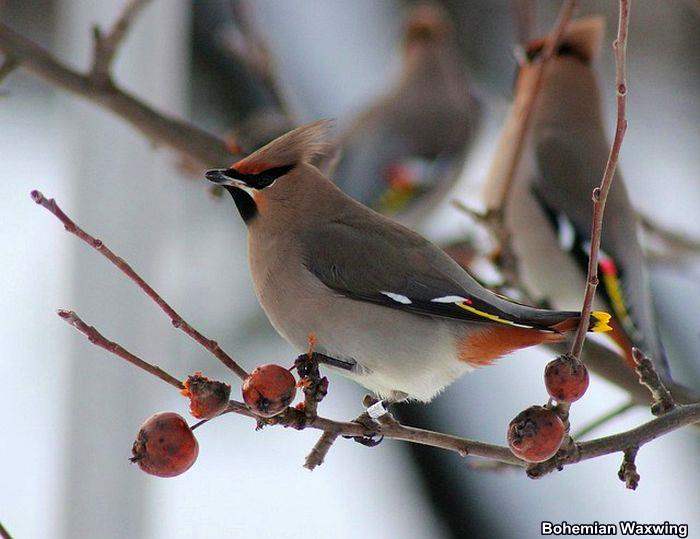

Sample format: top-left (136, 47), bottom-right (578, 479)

top-left (205, 120), bottom-right (611, 403)
top-left (482, 17), bottom-right (673, 386)
top-left (326, 3), bottom-right (480, 226)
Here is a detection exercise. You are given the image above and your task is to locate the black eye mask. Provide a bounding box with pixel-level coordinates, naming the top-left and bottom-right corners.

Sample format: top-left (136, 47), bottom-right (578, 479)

top-left (526, 42), bottom-right (590, 64)
top-left (222, 164), bottom-right (295, 189)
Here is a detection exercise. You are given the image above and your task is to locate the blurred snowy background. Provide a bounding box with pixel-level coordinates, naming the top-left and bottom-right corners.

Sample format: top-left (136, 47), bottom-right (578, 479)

top-left (1, 1), bottom-right (698, 538)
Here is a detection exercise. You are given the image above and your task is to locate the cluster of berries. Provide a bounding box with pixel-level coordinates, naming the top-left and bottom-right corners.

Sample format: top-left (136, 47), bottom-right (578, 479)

top-left (507, 356), bottom-right (589, 463)
top-left (131, 365), bottom-right (297, 477)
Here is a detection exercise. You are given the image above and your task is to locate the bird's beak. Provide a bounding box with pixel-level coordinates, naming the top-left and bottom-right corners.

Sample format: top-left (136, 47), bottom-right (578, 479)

top-left (205, 169), bottom-right (247, 189)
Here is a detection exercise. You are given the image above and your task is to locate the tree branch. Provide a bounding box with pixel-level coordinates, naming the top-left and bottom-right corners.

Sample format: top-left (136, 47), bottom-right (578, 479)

top-left (527, 401), bottom-right (700, 479)
top-left (304, 430), bottom-right (340, 471)
top-left (477, 0), bottom-right (577, 286)
top-left (618, 446), bottom-right (640, 490)
top-left (568, 0), bottom-right (630, 361)
top-left (0, 21), bottom-right (235, 167)
top-left (57, 309), bottom-right (184, 390)
top-left (31, 190), bottom-right (249, 380)
top-left (0, 521), bottom-right (13, 539)
top-left (90, 0), bottom-right (152, 84)
top-left (632, 348), bottom-right (676, 416)
top-left (482, 0), bottom-right (577, 213)
top-left (535, 0), bottom-right (632, 481)
top-left (56, 305), bottom-right (700, 473)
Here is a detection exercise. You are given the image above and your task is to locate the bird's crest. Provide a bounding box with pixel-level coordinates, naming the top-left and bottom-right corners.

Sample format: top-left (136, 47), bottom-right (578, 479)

top-left (231, 119), bottom-right (335, 175)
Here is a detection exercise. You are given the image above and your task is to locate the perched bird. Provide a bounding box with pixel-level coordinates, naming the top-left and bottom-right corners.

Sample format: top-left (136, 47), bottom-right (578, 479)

top-left (327, 3), bottom-right (480, 225)
top-left (482, 17), bottom-right (672, 384)
top-left (206, 120), bottom-right (610, 403)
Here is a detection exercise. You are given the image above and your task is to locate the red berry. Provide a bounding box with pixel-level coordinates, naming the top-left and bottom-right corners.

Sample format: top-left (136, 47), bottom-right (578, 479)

top-left (544, 356), bottom-right (589, 403)
top-left (181, 372), bottom-right (231, 419)
top-left (507, 406), bottom-right (565, 463)
top-left (242, 364), bottom-right (297, 418)
top-left (131, 412), bottom-right (198, 477)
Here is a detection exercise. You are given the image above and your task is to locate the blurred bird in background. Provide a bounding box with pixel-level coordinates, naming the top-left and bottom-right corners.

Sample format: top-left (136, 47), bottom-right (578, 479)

top-left (326, 3), bottom-right (480, 227)
top-left (481, 17), bottom-right (695, 402)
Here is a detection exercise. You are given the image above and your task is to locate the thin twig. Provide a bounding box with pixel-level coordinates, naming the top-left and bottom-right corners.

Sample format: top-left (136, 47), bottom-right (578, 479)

top-left (295, 350), bottom-right (329, 421)
top-left (479, 1), bottom-right (577, 285)
top-left (0, 22), bottom-right (235, 167)
top-left (568, 0), bottom-right (630, 361)
top-left (0, 521), bottom-right (12, 539)
top-left (91, 0), bottom-right (152, 85)
top-left (618, 446), bottom-right (640, 490)
top-left (632, 348), bottom-right (676, 416)
top-left (57, 309), bottom-right (184, 390)
top-left (482, 0), bottom-right (577, 213)
top-left (555, 0), bottom-right (631, 426)
top-left (304, 430), bottom-right (340, 471)
top-left (31, 190), bottom-right (248, 380)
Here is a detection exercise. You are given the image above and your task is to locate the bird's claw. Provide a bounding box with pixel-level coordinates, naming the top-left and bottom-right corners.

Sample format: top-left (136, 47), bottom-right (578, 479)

top-left (344, 411), bottom-right (384, 447)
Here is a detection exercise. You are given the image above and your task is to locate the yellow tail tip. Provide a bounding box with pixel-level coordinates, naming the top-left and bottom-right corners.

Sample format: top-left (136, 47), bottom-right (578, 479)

top-left (591, 311), bottom-right (612, 333)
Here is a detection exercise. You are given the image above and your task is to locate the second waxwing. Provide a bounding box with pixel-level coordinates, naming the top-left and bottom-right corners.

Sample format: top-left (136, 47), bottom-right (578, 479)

top-left (327, 3), bottom-right (480, 227)
top-left (205, 120), bottom-right (612, 404)
top-left (482, 17), bottom-right (687, 397)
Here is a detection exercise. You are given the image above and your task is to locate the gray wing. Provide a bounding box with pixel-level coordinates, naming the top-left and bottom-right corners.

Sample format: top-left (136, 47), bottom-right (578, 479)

top-left (299, 211), bottom-right (580, 330)
top-left (533, 131), bottom-right (670, 377)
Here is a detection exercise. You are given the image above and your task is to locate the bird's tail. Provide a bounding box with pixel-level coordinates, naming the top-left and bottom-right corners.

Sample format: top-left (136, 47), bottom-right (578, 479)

top-left (550, 310), bottom-right (613, 334)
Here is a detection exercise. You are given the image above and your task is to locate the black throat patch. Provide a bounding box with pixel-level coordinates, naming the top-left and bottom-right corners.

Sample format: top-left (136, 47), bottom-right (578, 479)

top-left (224, 186), bottom-right (258, 223)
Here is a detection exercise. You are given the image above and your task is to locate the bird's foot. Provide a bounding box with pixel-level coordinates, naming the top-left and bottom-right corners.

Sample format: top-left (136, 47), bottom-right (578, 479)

top-left (343, 395), bottom-right (402, 447)
top-left (362, 394), bottom-right (400, 426)
top-left (345, 411), bottom-right (384, 447)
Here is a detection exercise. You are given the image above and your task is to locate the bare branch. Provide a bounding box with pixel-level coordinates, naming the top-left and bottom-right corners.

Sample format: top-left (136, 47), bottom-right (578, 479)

top-left (482, 0), bottom-right (577, 213)
top-left (0, 22), bottom-right (235, 167)
top-left (57, 309), bottom-right (184, 390)
top-left (91, 0), bottom-right (152, 84)
top-left (31, 190), bottom-right (249, 380)
top-left (632, 348), bottom-right (677, 416)
top-left (475, 1), bottom-right (578, 285)
top-left (55, 288), bottom-right (700, 474)
top-left (304, 430), bottom-right (340, 471)
top-left (0, 521), bottom-right (13, 539)
top-left (527, 402), bottom-right (700, 478)
top-left (294, 349), bottom-right (329, 422)
top-left (618, 446), bottom-right (640, 490)
top-left (568, 0), bottom-right (630, 361)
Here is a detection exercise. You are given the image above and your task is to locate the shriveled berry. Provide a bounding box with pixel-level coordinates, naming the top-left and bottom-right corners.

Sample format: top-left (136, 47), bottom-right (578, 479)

top-left (242, 364), bottom-right (297, 418)
top-left (131, 412), bottom-right (198, 477)
top-left (507, 405), bottom-right (565, 463)
top-left (181, 371), bottom-right (231, 419)
top-left (544, 356), bottom-right (589, 403)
